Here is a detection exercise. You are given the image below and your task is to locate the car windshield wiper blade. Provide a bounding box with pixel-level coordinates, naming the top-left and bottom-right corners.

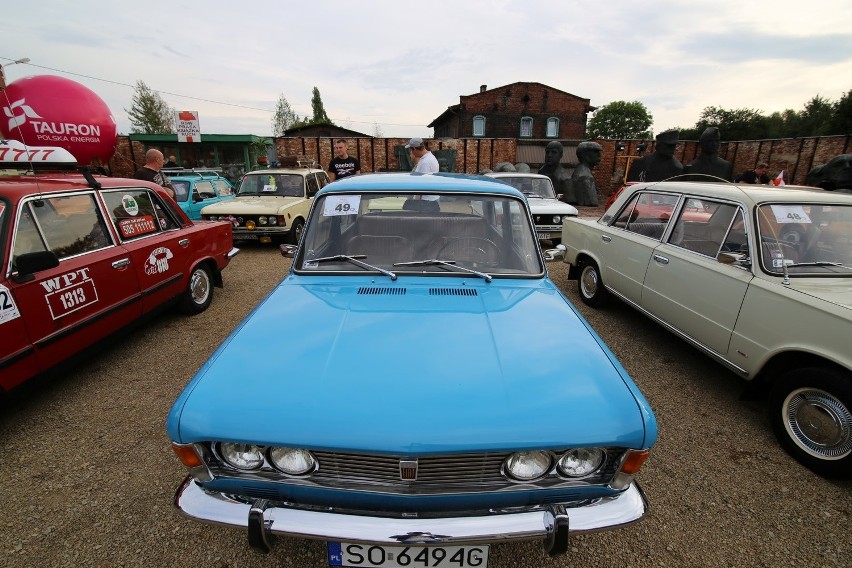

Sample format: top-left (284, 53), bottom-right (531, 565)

top-left (309, 254), bottom-right (397, 280)
top-left (786, 261), bottom-right (852, 269)
top-left (394, 259), bottom-right (492, 282)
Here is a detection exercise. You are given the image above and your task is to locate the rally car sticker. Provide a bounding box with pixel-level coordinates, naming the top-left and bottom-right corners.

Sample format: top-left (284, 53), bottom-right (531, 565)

top-left (0, 283), bottom-right (22, 324)
top-left (39, 267), bottom-right (99, 320)
top-left (145, 247), bottom-right (173, 275)
top-left (122, 195), bottom-right (140, 216)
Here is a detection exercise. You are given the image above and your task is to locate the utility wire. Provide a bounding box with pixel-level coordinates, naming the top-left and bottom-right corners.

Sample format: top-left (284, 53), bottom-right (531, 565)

top-left (0, 57), bottom-right (426, 128)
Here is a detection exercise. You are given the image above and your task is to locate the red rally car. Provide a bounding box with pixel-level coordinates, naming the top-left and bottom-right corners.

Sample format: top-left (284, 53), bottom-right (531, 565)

top-left (0, 140), bottom-right (239, 393)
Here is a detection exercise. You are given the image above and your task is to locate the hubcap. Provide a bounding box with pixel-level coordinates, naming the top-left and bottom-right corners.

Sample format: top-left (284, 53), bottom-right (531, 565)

top-left (783, 388), bottom-right (852, 460)
top-left (190, 270), bottom-right (210, 304)
top-left (580, 266), bottom-right (599, 298)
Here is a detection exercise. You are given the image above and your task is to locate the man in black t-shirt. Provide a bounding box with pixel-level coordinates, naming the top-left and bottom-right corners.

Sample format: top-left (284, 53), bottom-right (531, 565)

top-left (134, 149), bottom-right (176, 198)
top-left (328, 139), bottom-right (361, 181)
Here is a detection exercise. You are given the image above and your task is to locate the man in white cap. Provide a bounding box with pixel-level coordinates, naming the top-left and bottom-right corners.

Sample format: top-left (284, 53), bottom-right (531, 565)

top-left (405, 137), bottom-right (439, 173)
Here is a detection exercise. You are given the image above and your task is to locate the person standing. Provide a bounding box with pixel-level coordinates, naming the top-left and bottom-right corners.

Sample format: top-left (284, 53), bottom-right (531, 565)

top-left (134, 149), bottom-right (175, 199)
top-left (328, 140), bottom-right (361, 181)
top-left (405, 137), bottom-right (439, 173)
top-left (163, 155), bottom-right (178, 168)
top-left (735, 162), bottom-right (770, 184)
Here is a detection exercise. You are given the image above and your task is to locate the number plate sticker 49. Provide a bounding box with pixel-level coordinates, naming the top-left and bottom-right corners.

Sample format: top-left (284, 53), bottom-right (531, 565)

top-left (328, 542), bottom-right (488, 568)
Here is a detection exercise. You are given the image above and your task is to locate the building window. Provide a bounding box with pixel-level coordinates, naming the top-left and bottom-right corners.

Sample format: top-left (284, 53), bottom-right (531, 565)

top-left (472, 115), bottom-right (486, 137)
top-left (520, 116), bottom-right (533, 138)
top-left (546, 117), bottom-right (560, 138)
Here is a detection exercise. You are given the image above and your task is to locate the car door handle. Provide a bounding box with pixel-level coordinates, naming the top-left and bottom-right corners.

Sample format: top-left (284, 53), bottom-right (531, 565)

top-left (178, 238), bottom-right (190, 247)
top-left (601, 235), bottom-right (612, 242)
top-left (653, 254), bottom-right (669, 265)
top-left (112, 258), bottom-right (131, 269)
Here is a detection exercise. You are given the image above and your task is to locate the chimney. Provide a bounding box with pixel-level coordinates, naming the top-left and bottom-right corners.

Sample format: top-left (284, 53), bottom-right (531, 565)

top-left (480, 84), bottom-right (487, 93)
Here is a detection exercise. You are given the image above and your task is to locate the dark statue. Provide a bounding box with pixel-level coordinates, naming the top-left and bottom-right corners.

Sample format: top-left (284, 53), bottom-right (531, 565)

top-left (570, 140), bottom-right (601, 206)
top-left (538, 141), bottom-right (572, 201)
top-left (626, 130), bottom-right (684, 182)
top-left (686, 127), bottom-right (733, 181)
top-left (805, 154), bottom-right (852, 191)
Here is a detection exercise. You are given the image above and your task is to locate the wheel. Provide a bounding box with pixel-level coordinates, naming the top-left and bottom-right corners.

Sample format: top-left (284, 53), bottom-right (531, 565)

top-left (180, 264), bottom-right (213, 314)
top-left (577, 260), bottom-right (609, 307)
top-left (769, 367), bottom-right (852, 477)
top-left (288, 219), bottom-right (304, 245)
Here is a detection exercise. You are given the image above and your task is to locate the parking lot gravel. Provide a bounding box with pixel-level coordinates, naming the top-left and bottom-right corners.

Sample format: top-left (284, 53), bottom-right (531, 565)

top-left (1, 229), bottom-right (850, 567)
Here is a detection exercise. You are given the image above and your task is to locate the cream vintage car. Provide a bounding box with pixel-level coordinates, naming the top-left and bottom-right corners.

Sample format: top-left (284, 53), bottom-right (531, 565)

top-left (547, 181), bottom-right (852, 477)
top-left (201, 164), bottom-right (330, 244)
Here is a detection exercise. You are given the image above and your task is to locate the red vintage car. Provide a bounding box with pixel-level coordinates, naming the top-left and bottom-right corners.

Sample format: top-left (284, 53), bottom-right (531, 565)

top-left (0, 141), bottom-right (238, 393)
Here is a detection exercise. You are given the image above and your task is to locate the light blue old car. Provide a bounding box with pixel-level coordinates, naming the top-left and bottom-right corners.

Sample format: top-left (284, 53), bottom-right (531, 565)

top-left (166, 173), bottom-right (658, 564)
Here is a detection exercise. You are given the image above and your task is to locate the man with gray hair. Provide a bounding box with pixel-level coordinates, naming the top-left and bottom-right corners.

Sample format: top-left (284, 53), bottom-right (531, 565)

top-left (405, 137), bottom-right (439, 173)
top-left (570, 140), bottom-right (602, 206)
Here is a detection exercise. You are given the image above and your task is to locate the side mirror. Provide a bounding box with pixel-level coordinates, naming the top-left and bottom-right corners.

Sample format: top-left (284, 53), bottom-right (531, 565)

top-left (279, 244), bottom-right (298, 258)
top-left (12, 250), bottom-right (60, 282)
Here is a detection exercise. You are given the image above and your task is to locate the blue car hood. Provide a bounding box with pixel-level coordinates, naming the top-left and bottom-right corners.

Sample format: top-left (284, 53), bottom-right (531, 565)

top-left (169, 276), bottom-right (655, 454)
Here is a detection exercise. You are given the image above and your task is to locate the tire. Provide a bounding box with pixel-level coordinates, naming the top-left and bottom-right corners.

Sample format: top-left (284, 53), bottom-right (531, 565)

top-left (577, 260), bottom-right (609, 307)
top-left (180, 264), bottom-right (214, 315)
top-left (288, 219), bottom-right (304, 245)
top-left (768, 367), bottom-right (852, 478)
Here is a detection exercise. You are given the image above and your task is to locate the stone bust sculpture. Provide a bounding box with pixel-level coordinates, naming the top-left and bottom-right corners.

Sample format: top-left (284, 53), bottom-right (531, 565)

top-left (626, 130), bottom-right (684, 182)
top-left (686, 127), bottom-right (733, 181)
top-left (538, 141), bottom-right (572, 201)
top-left (570, 140), bottom-right (601, 206)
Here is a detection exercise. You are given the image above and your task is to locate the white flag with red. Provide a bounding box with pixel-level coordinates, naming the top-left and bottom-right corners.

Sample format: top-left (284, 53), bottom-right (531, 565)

top-left (773, 171), bottom-right (786, 186)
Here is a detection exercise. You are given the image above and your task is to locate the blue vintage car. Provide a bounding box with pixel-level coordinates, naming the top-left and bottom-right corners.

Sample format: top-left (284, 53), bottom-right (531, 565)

top-left (164, 169), bottom-right (235, 220)
top-left (167, 173), bottom-right (658, 564)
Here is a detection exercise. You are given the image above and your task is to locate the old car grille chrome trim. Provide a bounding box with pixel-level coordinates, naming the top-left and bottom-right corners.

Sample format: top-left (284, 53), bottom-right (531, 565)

top-left (202, 448), bottom-right (623, 495)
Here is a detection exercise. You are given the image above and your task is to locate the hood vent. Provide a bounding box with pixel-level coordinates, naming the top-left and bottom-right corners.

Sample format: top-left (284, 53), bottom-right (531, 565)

top-left (430, 288), bottom-right (478, 296)
top-left (358, 287), bottom-right (407, 295)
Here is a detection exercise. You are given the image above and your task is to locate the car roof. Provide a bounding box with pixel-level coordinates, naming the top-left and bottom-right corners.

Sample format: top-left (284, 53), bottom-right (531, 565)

top-left (244, 167), bottom-right (324, 177)
top-left (484, 172), bottom-right (550, 180)
top-left (622, 181), bottom-right (852, 205)
top-left (318, 172), bottom-right (524, 197)
top-left (0, 173), bottom-right (166, 203)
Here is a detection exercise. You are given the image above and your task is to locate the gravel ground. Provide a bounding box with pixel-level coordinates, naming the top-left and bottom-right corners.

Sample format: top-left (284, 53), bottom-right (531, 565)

top-left (1, 227), bottom-right (850, 568)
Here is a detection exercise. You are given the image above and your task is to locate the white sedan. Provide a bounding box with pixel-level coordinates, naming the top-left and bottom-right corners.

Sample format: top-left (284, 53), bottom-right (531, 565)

top-left (485, 172), bottom-right (577, 244)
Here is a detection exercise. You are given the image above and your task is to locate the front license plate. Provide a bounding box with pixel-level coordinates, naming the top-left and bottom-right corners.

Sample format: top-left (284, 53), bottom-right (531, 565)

top-left (328, 542), bottom-right (489, 567)
top-left (537, 232), bottom-right (551, 240)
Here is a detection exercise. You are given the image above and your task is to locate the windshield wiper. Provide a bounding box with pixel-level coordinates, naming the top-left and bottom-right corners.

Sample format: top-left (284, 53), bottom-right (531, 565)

top-left (786, 261), bottom-right (851, 269)
top-left (307, 254), bottom-right (397, 280)
top-left (394, 259), bottom-right (492, 282)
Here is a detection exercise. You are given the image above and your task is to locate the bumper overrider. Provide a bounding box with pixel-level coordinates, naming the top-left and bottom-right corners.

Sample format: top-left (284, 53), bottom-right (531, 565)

top-left (174, 476), bottom-right (649, 556)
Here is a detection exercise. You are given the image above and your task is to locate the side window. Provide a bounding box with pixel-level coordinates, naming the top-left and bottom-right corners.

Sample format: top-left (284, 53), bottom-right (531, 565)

top-left (14, 194), bottom-right (111, 263)
top-left (172, 181), bottom-right (190, 202)
top-left (214, 180), bottom-right (232, 196)
top-left (669, 200), bottom-right (740, 257)
top-left (472, 115), bottom-right (486, 137)
top-left (318, 173), bottom-right (330, 189)
top-left (195, 180), bottom-right (215, 198)
top-left (612, 192), bottom-right (675, 240)
top-left (101, 189), bottom-right (178, 241)
top-left (306, 174), bottom-right (320, 197)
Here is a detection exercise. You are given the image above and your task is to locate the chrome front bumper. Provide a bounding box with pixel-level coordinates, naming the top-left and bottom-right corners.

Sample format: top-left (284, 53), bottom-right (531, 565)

top-left (174, 476), bottom-right (648, 556)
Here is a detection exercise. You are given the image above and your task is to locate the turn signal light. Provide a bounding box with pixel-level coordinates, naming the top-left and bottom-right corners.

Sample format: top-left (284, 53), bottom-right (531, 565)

top-left (246, 220), bottom-right (256, 230)
top-left (172, 443), bottom-right (203, 468)
top-left (619, 450), bottom-right (650, 475)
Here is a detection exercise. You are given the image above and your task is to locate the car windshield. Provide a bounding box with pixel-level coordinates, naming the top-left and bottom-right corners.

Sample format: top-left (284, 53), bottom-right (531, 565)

top-left (497, 177), bottom-right (556, 199)
top-left (296, 192), bottom-right (543, 277)
top-left (238, 173), bottom-right (303, 197)
top-left (756, 203), bottom-right (852, 275)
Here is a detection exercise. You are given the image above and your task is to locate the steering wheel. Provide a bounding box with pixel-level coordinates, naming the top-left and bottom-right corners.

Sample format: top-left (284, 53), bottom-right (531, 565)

top-left (437, 237), bottom-right (500, 267)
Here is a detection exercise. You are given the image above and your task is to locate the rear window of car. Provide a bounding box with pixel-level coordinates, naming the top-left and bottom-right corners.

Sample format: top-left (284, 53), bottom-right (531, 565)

top-left (100, 188), bottom-right (179, 241)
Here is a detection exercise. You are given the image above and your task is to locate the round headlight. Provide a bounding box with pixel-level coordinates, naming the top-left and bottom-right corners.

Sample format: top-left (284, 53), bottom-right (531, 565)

top-left (245, 219), bottom-right (256, 230)
top-left (269, 447), bottom-right (317, 475)
top-left (268, 216), bottom-right (278, 225)
top-left (557, 448), bottom-right (604, 478)
top-left (258, 216), bottom-right (268, 225)
top-left (219, 443), bottom-right (264, 470)
top-left (504, 451), bottom-right (551, 481)
top-left (207, 215), bottom-right (216, 221)
top-left (553, 215), bottom-right (561, 224)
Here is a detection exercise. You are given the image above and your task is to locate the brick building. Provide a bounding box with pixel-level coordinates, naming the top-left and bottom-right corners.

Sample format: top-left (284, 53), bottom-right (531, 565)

top-left (428, 82), bottom-right (595, 140)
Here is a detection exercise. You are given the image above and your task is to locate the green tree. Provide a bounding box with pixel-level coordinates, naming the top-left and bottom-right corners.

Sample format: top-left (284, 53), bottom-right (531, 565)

top-left (271, 93), bottom-right (302, 136)
top-left (586, 101), bottom-right (653, 139)
top-left (125, 80), bottom-right (175, 134)
top-left (829, 89), bottom-right (852, 134)
top-left (308, 86), bottom-right (332, 125)
top-left (691, 106), bottom-right (766, 140)
top-left (798, 95), bottom-right (835, 136)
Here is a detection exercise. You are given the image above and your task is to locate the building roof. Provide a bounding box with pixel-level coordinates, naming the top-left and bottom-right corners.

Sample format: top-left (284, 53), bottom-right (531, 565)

top-left (282, 123), bottom-right (371, 138)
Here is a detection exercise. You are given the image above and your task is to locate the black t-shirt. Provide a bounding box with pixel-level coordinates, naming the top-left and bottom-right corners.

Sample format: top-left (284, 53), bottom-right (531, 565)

top-left (329, 156), bottom-right (360, 180)
top-left (134, 166), bottom-right (174, 190)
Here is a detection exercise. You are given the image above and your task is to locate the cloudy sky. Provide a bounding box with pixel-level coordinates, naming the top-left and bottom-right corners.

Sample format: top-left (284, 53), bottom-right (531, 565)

top-left (3, 0), bottom-right (851, 139)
